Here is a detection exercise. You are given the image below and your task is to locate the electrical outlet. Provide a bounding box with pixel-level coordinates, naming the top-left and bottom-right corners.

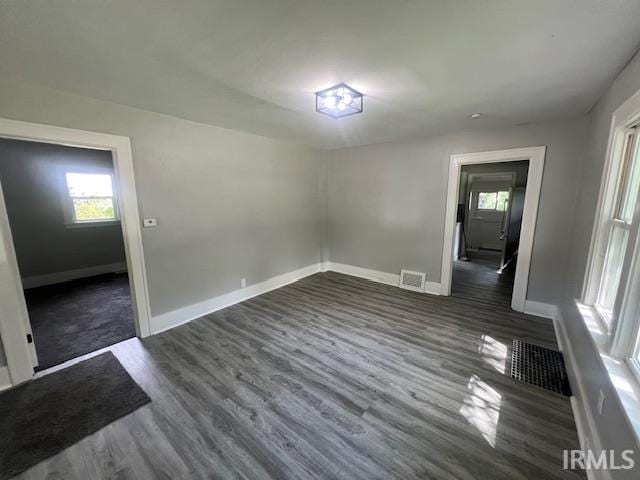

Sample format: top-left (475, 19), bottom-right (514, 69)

top-left (597, 390), bottom-right (605, 415)
top-left (241, 278), bottom-right (247, 288)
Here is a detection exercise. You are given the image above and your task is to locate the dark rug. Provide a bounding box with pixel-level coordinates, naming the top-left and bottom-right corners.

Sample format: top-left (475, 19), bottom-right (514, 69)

top-left (25, 273), bottom-right (136, 370)
top-left (0, 351), bottom-right (150, 479)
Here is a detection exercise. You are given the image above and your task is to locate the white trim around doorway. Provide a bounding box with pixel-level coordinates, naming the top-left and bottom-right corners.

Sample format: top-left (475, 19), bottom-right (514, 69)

top-left (440, 146), bottom-right (546, 312)
top-left (0, 117), bottom-right (152, 387)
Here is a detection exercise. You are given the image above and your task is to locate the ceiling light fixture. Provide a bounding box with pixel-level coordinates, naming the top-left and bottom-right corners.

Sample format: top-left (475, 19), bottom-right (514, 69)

top-left (470, 113), bottom-right (482, 119)
top-left (315, 83), bottom-right (363, 118)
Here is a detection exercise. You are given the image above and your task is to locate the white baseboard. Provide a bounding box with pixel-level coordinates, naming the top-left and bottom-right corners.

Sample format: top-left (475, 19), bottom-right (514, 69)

top-left (151, 263), bottom-right (322, 335)
top-left (327, 262), bottom-right (400, 286)
top-left (423, 281), bottom-right (441, 296)
top-left (151, 261), bottom-right (445, 336)
top-left (326, 262), bottom-right (441, 295)
top-left (553, 310), bottom-right (610, 480)
top-left (523, 300), bottom-right (557, 319)
top-left (21, 262), bottom-right (128, 289)
top-left (0, 366), bottom-right (11, 392)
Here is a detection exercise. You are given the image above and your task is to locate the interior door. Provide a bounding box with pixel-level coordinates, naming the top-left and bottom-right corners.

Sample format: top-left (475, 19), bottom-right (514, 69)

top-left (0, 180), bottom-right (38, 380)
top-left (500, 187), bottom-right (525, 271)
top-left (467, 190), bottom-right (509, 251)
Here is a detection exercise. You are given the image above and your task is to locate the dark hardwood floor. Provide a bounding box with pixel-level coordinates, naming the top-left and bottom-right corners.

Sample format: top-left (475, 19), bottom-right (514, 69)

top-left (17, 272), bottom-right (583, 480)
top-left (452, 250), bottom-right (515, 308)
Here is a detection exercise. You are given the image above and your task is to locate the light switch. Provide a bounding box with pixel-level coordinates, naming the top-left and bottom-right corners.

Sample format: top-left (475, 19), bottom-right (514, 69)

top-left (143, 218), bottom-right (158, 228)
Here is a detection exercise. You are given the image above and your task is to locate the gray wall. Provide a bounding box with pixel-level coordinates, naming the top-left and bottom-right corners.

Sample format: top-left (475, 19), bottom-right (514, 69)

top-left (558, 50), bottom-right (640, 466)
top-left (0, 139), bottom-right (126, 279)
top-left (0, 78), bottom-right (325, 320)
top-left (326, 118), bottom-right (589, 304)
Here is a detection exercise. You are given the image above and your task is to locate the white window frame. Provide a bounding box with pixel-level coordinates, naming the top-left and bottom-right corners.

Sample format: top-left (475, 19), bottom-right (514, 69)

top-left (60, 169), bottom-right (121, 227)
top-left (583, 89), bottom-right (640, 378)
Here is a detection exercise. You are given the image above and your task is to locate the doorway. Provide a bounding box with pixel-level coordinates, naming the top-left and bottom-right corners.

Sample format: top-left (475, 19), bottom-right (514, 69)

top-left (0, 117), bottom-right (151, 387)
top-left (0, 138), bottom-right (136, 370)
top-left (440, 146), bottom-right (546, 312)
top-left (451, 162), bottom-right (529, 307)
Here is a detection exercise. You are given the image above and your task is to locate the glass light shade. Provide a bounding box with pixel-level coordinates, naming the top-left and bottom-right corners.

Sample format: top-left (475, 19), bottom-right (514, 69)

top-left (315, 83), bottom-right (363, 118)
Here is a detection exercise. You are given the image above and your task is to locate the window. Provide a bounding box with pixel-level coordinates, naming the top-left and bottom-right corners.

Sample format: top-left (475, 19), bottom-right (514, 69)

top-left (584, 110), bottom-right (640, 377)
top-left (583, 92), bottom-right (640, 437)
top-left (594, 130), bottom-right (639, 324)
top-left (477, 191), bottom-right (509, 211)
top-left (63, 172), bottom-right (119, 224)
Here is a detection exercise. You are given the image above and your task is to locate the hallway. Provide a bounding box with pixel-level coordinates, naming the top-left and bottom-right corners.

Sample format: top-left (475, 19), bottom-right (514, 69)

top-left (451, 251), bottom-right (515, 308)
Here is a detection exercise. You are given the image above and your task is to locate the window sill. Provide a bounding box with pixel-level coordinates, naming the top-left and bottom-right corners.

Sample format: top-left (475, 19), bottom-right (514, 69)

top-left (65, 220), bottom-right (121, 229)
top-left (576, 301), bottom-right (640, 445)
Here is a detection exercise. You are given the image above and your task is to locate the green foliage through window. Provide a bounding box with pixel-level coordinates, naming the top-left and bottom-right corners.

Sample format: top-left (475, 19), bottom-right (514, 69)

top-left (478, 191), bottom-right (509, 211)
top-left (496, 191), bottom-right (509, 211)
top-left (65, 172), bottom-right (118, 223)
top-left (478, 192), bottom-right (496, 209)
top-left (73, 198), bottom-right (116, 221)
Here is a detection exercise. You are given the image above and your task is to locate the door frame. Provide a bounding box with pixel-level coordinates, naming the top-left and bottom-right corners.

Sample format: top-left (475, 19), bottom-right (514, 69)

top-left (0, 117), bottom-right (152, 387)
top-left (440, 146), bottom-right (546, 311)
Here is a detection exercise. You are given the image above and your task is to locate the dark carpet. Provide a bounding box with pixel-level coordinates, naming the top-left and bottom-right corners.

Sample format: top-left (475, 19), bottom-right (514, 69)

top-left (0, 351), bottom-right (151, 479)
top-left (25, 273), bottom-right (136, 370)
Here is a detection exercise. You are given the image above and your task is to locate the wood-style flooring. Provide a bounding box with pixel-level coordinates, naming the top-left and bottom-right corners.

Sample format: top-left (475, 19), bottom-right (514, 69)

top-left (452, 250), bottom-right (515, 308)
top-left (16, 272), bottom-right (584, 480)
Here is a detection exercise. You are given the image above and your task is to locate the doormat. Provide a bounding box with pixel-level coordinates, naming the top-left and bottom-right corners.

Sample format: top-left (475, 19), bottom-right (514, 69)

top-left (0, 351), bottom-right (150, 479)
top-left (510, 339), bottom-right (572, 396)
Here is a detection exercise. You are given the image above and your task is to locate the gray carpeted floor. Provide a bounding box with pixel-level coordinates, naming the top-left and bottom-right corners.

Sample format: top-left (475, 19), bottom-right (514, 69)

top-left (25, 273), bottom-right (136, 370)
top-left (0, 351), bottom-right (150, 479)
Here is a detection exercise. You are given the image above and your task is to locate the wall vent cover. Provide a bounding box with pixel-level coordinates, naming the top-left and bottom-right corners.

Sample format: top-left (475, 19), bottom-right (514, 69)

top-left (399, 269), bottom-right (426, 292)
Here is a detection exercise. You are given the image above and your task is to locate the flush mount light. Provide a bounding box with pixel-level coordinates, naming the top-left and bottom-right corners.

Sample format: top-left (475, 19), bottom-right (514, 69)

top-left (315, 83), bottom-right (363, 118)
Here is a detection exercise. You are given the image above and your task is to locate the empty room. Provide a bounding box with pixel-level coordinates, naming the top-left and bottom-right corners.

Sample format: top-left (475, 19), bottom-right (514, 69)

top-left (0, 1), bottom-right (639, 479)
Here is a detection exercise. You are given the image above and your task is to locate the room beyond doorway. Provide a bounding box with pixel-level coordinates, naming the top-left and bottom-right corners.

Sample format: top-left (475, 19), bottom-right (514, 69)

top-left (451, 160), bottom-right (529, 307)
top-left (440, 146), bottom-right (546, 312)
top-left (25, 273), bottom-right (135, 370)
top-left (0, 138), bottom-right (136, 371)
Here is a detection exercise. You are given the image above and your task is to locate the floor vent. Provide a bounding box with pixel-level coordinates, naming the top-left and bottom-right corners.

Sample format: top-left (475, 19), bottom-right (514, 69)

top-left (399, 269), bottom-right (426, 292)
top-left (510, 340), bottom-right (572, 396)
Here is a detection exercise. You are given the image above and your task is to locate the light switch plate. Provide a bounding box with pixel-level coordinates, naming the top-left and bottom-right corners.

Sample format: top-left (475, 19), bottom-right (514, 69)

top-left (143, 218), bottom-right (158, 228)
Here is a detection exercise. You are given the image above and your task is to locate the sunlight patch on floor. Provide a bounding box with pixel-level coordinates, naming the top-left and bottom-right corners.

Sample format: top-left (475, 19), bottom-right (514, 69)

top-left (479, 335), bottom-right (508, 374)
top-left (460, 375), bottom-right (502, 447)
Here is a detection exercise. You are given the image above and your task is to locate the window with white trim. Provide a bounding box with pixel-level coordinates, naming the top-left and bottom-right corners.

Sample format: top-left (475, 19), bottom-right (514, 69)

top-left (585, 112), bottom-right (640, 379)
top-left (62, 172), bottom-right (119, 225)
top-left (595, 129), bottom-right (640, 324)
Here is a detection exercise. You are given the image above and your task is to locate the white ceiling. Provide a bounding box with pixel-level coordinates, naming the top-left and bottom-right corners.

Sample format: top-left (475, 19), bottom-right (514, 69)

top-left (1, 1), bottom-right (639, 149)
